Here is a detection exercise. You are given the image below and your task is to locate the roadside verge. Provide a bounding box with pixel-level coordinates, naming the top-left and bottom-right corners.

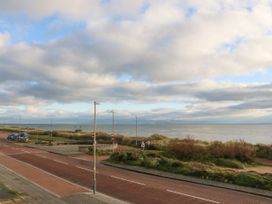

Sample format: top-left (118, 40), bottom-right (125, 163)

top-left (102, 161), bottom-right (272, 198)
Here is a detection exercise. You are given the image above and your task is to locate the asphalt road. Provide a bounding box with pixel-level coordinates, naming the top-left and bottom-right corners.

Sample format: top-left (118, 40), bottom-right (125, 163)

top-left (0, 133), bottom-right (272, 204)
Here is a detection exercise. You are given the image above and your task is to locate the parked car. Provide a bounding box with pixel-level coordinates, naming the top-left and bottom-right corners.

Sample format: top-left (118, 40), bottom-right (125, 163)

top-left (17, 132), bottom-right (29, 142)
top-left (7, 133), bottom-right (19, 141)
top-left (7, 132), bottom-right (29, 142)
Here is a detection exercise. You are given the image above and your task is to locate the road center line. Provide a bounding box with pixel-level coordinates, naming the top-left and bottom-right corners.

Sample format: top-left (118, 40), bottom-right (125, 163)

top-left (38, 155), bottom-right (48, 159)
top-left (166, 189), bottom-right (220, 204)
top-left (52, 159), bottom-right (69, 165)
top-left (21, 150), bottom-right (31, 153)
top-left (110, 175), bottom-right (146, 186)
top-left (76, 166), bottom-right (93, 172)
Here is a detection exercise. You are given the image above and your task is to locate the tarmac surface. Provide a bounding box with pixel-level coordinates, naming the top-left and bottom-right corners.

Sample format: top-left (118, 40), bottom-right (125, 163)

top-left (1, 132), bottom-right (272, 204)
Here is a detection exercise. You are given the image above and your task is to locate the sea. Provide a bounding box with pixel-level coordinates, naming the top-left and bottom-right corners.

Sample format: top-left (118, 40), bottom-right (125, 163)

top-left (10, 123), bottom-right (272, 144)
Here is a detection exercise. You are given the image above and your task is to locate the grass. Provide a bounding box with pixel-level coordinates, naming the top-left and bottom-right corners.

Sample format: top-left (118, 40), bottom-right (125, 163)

top-left (0, 183), bottom-right (19, 201)
top-left (29, 135), bottom-right (66, 142)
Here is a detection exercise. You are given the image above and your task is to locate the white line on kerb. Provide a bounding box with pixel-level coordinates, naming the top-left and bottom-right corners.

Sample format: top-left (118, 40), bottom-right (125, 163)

top-left (110, 175), bottom-right (146, 186)
top-left (166, 189), bottom-right (220, 204)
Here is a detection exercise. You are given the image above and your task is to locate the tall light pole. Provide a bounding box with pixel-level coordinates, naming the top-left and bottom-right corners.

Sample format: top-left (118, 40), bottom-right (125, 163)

top-left (19, 115), bottom-right (22, 132)
top-left (50, 119), bottom-right (53, 145)
top-left (93, 101), bottom-right (98, 194)
top-left (135, 115), bottom-right (138, 146)
top-left (111, 110), bottom-right (115, 136)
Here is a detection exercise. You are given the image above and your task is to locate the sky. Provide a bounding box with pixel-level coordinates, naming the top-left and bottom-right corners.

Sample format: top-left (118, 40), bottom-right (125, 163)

top-left (1, 0), bottom-right (272, 124)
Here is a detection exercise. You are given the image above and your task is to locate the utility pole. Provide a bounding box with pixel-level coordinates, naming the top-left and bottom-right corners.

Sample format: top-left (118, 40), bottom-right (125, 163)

top-left (50, 119), bottom-right (53, 145)
top-left (19, 115), bottom-right (22, 132)
top-left (135, 115), bottom-right (138, 146)
top-left (111, 110), bottom-right (115, 135)
top-left (93, 101), bottom-right (98, 194)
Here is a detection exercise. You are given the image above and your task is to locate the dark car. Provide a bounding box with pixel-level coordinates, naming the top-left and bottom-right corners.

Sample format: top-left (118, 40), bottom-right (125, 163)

top-left (7, 132), bottom-right (29, 142)
top-left (17, 132), bottom-right (29, 142)
top-left (7, 133), bottom-right (19, 141)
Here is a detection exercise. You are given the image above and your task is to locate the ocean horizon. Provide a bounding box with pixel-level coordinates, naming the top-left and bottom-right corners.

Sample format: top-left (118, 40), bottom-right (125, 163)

top-left (3, 123), bottom-right (272, 144)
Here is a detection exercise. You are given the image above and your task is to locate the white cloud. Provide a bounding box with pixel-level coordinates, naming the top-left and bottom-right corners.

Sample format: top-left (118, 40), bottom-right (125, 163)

top-left (1, 1), bottom-right (272, 122)
top-left (0, 32), bottom-right (9, 48)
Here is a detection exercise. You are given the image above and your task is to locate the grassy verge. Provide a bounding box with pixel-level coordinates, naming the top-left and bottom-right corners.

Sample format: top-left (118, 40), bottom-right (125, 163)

top-left (0, 183), bottom-right (19, 201)
top-left (29, 135), bottom-right (66, 142)
top-left (109, 151), bottom-right (272, 191)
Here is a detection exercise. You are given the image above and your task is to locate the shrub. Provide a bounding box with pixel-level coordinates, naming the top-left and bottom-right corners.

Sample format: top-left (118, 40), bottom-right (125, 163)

top-left (213, 158), bottom-right (244, 169)
top-left (234, 173), bottom-right (272, 190)
top-left (168, 138), bottom-right (207, 160)
top-left (255, 144), bottom-right (272, 160)
top-left (224, 141), bottom-right (255, 162)
top-left (148, 134), bottom-right (168, 141)
top-left (208, 141), bottom-right (225, 158)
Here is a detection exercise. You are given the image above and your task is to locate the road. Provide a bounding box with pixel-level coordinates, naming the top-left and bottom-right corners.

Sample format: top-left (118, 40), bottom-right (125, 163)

top-left (0, 132), bottom-right (271, 204)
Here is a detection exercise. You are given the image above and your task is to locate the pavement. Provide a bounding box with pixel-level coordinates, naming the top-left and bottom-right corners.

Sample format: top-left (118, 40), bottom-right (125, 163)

top-left (0, 164), bottom-right (123, 204)
top-left (0, 133), bottom-right (127, 204)
top-left (25, 144), bottom-right (83, 156)
top-left (1, 132), bottom-right (272, 204)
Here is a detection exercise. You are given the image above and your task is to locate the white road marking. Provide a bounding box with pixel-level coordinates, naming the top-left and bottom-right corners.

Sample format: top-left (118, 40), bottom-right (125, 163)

top-left (76, 166), bottom-right (93, 172)
top-left (52, 159), bottom-right (69, 165)
top-left (38, 155), bottom-right (49, 159)
top-left (166, 189), bottom-right (220, 204)
top-left (21, 150), bottom-right (31, 153)
top-left (110, 175), bottom-right (146, 186)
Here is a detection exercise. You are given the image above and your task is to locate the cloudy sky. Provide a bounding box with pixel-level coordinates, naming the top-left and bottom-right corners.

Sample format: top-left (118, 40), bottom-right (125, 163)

top-left (0, 0), bottom-right (272, 124)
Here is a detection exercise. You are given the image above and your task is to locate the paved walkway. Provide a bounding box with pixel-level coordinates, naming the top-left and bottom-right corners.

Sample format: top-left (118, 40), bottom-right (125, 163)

top-left (0, 154), bottom-right (126, 204)
top-left (0, 154), bottom-right (89, 197)
top-left (0, 165), bottom-right (124, 204)
top-left (0, 165), bottom-right (69, 204)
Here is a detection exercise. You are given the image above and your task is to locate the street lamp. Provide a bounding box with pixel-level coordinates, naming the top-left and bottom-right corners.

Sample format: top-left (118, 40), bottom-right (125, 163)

top-left (135, 115), bottom-right (138, 146)
top-left (92, 101), bottom-right (99, 194)
top-left (49, 119), bottom-right (53, 146)
top-left (111, 110), bottom-right (115, 136)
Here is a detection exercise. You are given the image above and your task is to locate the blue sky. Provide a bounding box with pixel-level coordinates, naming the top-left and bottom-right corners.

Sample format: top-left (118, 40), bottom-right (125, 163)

top-left (0, 0), bottom-right (272, 124)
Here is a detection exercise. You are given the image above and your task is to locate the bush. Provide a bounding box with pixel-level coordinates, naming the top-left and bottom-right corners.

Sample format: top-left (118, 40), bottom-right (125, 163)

top-left (148, 134), bottom-right (168, 141)
top-left (168, 138), bottom-right (207, 160)
top-left (213, 158), bottom-right (244, 169)
top-left (234, 173), bottom-right (272, 190)
top-left (109, 152), bottom-right (138, 163)
top-left (255, 144), bottom-right (272, 160)
top-left (208, 141), bottom-right (225, 158)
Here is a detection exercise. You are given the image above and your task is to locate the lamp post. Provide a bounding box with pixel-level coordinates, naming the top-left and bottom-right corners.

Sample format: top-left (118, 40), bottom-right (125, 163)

top-left (19, 115), bottom-right (22, 132)
top-left (50, 119), bottom-right (53, 145)
top-left (135, 115), bottom-right (138, 146)
top-left (93, 101), bottom-right (98, 194)
top-left (111, 110), bottom-right (115, 136)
